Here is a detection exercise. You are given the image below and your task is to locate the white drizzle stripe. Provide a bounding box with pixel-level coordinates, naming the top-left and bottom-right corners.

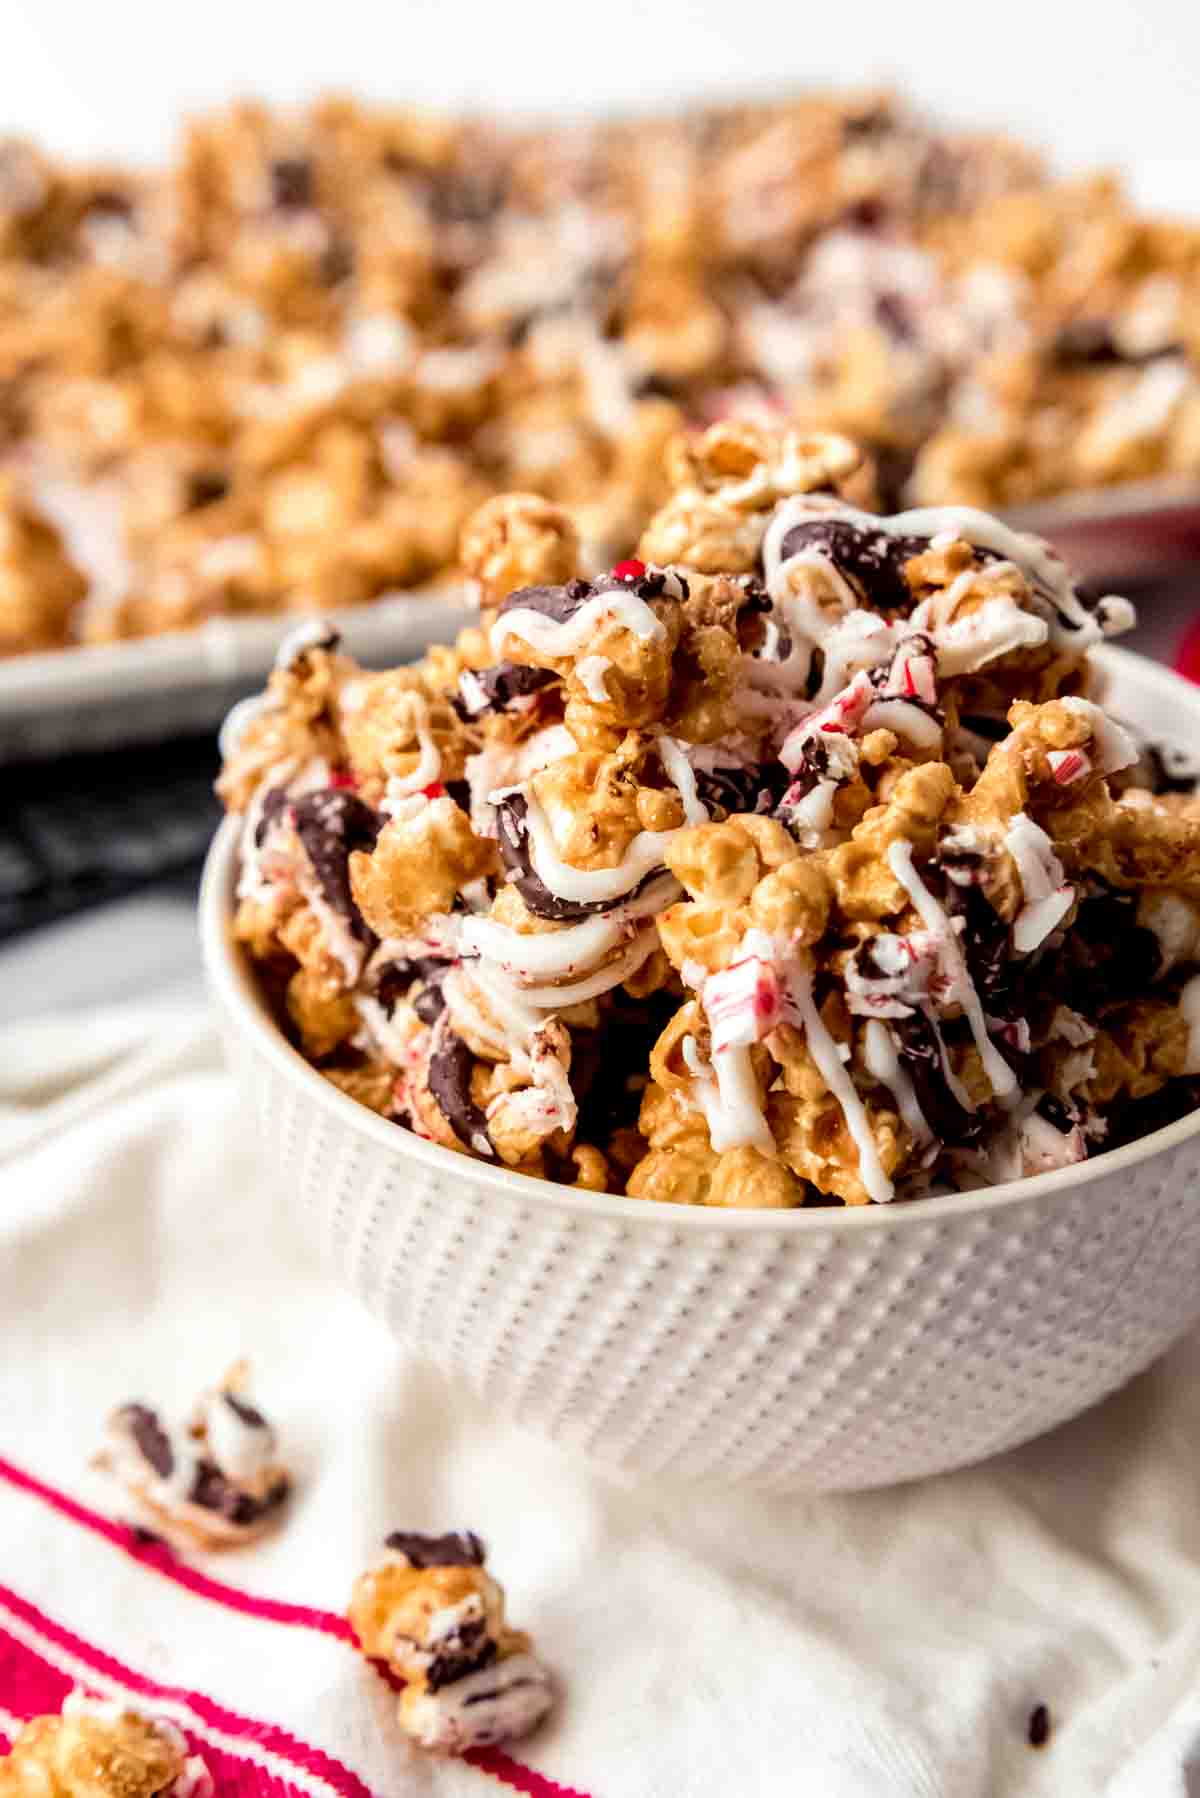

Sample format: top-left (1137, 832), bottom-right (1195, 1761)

top-left (575, 655), bottom-right (611, 701)
top-left (0, 1602), bottom-right (341, 1798)
top-left (887, 838), bottom-right (1019, 1106)
top-left (657, 737), bottom-right (709, 825)
top-left (491, 588), bottom-right (666, 659)
top-left (1059, 697), bottom-right (1138, 775)
top-left (381, 696), bottom-right (442, 803)
top-left (520, 797), bottom-right (674, 907)
top-left (512, 928), bottom-right (659, 1006)
top-left (786, 965), bottom-right (894, 1202)
top-left (510, 722), bottom-right (708, 909)
top-left (860, 697), bottom-right (943, 750)
top-left (445, 967), bottom-right (533, 1073)
top-left (1005, 813), bottom-right (1075, 954)
top-left (459, 874), bottom-right (679, 980)
top-left (682, 1035), bottom-right (774, 1155)
top-left (863, 1019), bottom-right (933, 1148)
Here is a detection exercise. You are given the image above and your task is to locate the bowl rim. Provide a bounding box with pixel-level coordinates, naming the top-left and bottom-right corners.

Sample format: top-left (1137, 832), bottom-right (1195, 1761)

top-left (201, 642), bottom-right (1200, 1235)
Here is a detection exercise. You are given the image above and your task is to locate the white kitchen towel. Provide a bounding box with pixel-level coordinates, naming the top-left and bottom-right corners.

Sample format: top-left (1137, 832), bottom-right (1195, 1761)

top-left (3, 1003), bottom-right (1200, 1798)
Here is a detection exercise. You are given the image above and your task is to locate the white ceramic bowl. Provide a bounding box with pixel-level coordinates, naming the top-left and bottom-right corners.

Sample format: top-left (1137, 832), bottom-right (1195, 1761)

top-left (201, 645), bottom-right (1200, 1491)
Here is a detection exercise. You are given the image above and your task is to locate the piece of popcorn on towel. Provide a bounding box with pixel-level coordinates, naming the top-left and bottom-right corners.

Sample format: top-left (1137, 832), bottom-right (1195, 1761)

top-left (95, 1360), bottom-right (289, 1549)
top-left (0, 1691), bottom-right (212, 1798)
top-left (349, 1530), bottom-right (554, 1753)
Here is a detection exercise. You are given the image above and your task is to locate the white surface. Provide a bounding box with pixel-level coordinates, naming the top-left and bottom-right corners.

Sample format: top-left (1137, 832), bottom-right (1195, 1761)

top-left (7, 993), bottom-right (1200, 1793)
top-left (3, 0), bottom-right (1199, 211)
top-left (0, 894), bottom-right (202, 1020)
top-left (202, 646), bottom-right (1200, 1492)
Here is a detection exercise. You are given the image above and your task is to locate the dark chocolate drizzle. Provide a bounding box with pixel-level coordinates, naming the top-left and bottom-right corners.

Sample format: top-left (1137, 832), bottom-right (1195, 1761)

top-left (189, 1461), bottom-right (289, 1525)
top-left (890, 1012), bottom-right (983, 1149)
top-left (1104, 1077), bottom-right (1200, 1152)
top-left (1144, 742), bottom-right (1200, 797)
top-left (427, 1626), bottom-right (497, 1693)
top-left (375, 956), bottom-right (450, 1024)
top-left (453, 662), bottom-right (557, 720)
top-left (694, 760), bottom-right (789, 818)
top-left (497, 577), bottom-right (594, 625)
top-left (269, 157), bottom-right (314, 210)
top-left (572, 989), bottom-right (678, 1142)
top-left (494, 792), bottom-right (661, 921)
top-left (495, 566), bottom-right (684, 629)
top-left (291, 789), bottom-right (382, 944)
top-left (775, 517), bottom-right (942, 613)
top-left (1055, 890), bottom-right (1163, 1004)
top-left (1052, 319), bottom-right (1181, 369)
top-left (1035, 1093), bottom-right (1077, 1133)
top-left (254, 785), bottom-right (291, 848)
top-left (385, 1528), bottom-right (486, 1568)
top-left (223, 1392), bottom-right (268, 1430)
top-left (120, 1404), bottom-right (173, 1479)
top-left (428, 1019), bottom-right (493, 1152)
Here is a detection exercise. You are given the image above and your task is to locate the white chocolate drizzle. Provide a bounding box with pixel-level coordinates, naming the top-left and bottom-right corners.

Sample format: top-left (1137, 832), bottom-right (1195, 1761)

top-left (381, 695), bottom-right (442, 807)
top-left (460, 874), bottom-right (678, 981)
top-left (575, 654), bottom-right (612, 701)
top-left (863, 1018), bottom-right (933, 1149)
top-left (1005, 812), bottom-right (1074, 954)
top-left (785, 964), bottom-right (894, 1202)
top-left (682, 1034), bottom-right (774, 1156)
top-left (492, 587), bottom-right (666, 660)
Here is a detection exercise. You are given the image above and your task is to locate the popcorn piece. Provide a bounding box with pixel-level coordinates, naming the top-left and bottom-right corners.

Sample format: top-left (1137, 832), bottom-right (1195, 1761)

top-left (349, 1531), bottom-right (554, 1754)
top-left (96, 1362), bottom-right (289, 1549)
top-left (0, 1692), bottom-right (211, 1798)
top-left (460, 492), bottom-right (581, 613)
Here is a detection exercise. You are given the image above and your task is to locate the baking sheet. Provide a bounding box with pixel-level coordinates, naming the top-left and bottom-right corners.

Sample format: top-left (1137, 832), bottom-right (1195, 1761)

top-left (0, 588), bottom-right (469, 762)
top-left (2, 479), bottom-right (1198, 764)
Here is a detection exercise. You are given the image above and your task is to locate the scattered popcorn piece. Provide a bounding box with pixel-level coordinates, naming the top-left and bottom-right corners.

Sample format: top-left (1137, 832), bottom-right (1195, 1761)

top-left (95, 1361), bottom-right (289, 1549)
top-left (0, 1691), bottom-right (211, 1798)
top-left (349, 1530), bottom-right (554, 1753)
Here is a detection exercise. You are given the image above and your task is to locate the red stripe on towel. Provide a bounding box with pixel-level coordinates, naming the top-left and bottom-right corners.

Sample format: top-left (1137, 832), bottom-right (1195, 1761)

top-left (0, 1454), bottom-right (597, 1798)
top-left (0, 1581), bottom-right (375, 1798)
top-left (0, 1453), bottom-right (352, 1639)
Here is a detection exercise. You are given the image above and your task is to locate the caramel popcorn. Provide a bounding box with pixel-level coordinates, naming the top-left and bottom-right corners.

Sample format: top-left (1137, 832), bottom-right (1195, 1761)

top-left (220, 425), bottom-right (1200, 1206)
top-left (0, 1693), bottom-right (211, 1798)
top-left (95, 1361), bottom-right (289, 1549)
top-left (0, 475), bottom-right (86, 654)
top-left (3, 93), bottom-right (1199, 654)
top-left (349, 1531), bottom-right (553, 1754)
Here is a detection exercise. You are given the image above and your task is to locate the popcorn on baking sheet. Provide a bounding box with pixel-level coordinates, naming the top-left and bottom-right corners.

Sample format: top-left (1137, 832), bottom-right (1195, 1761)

top-left (1, 94), bottom-right (1199, 653)
top-left (219, 423), bottom-right (1200, 1207)
top-left (349, 1530), bottom-right (554, 1753)
top-left (95, 1360), bottom-right (289, 1549)
top-left (0, 1692), bottom-right (211, 1798)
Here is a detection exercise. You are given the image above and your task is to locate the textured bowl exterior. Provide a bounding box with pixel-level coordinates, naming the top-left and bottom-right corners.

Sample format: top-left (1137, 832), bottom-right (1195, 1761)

top-left (202, 646), bottom-right (1200, 1491)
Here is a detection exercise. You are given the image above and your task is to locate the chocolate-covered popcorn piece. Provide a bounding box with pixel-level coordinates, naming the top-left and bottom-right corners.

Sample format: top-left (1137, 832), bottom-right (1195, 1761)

top-left (97, 1361), bottom-right (289, 1549)
top-left (0, 1692), bottom-right (211, 1798)
top-left (349, 1531), bottom-right (554, 1754)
